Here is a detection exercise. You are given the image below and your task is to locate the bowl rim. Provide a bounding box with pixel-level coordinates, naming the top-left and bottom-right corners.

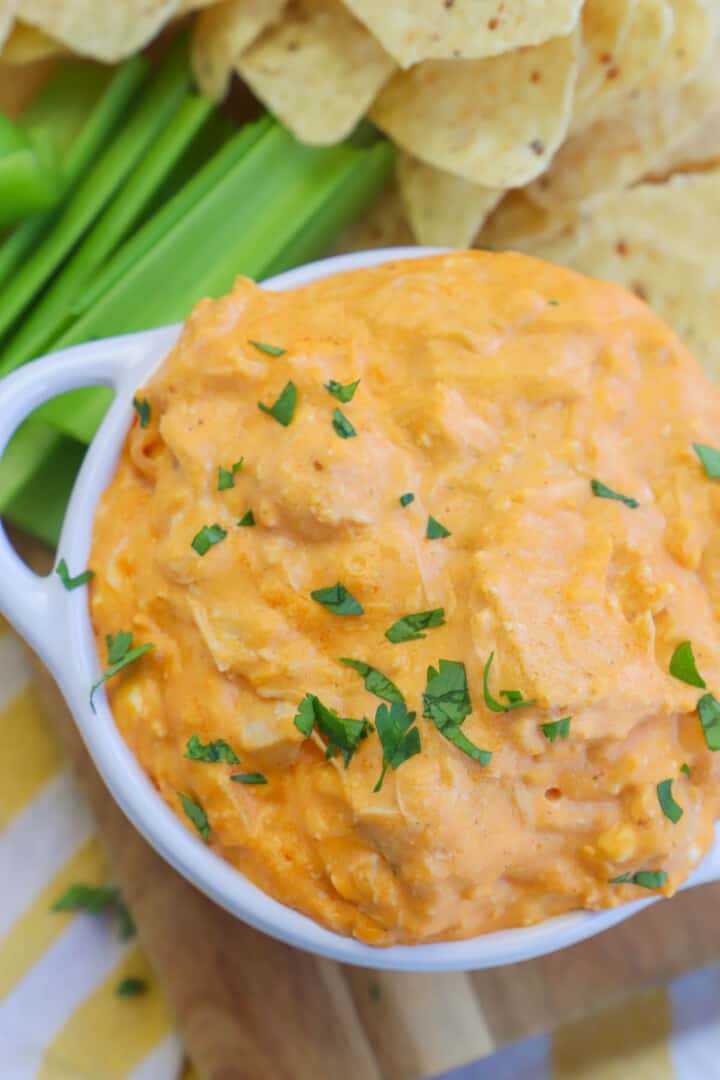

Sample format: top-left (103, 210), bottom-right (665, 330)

top-left (2, 245), bottom-right (717, 971)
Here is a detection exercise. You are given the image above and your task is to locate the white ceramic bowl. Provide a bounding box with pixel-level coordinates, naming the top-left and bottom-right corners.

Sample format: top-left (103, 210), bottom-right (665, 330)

top-left (1, 247), bottom-right (718, 971)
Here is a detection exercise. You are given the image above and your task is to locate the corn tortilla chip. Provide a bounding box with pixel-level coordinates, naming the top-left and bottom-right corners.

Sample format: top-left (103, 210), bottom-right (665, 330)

top-left (477, 189), bottom-right (578, 254)
top-left (1, 22), bottom-right (67, 63)
top-left (15, 0), bottom-right (182, 61)
top-left (528, 53), bottom-right (720, 209)
top-left (522, 170), bottom-right (720, 378)
top-left (371, 30), bottom-right (580, 188)
top-left (647, 106), bottom-right (720, 179)
top-left (341, 0), bottom-right (583, 68)
top-left (330, 182), bottom-right (413, 255)
top-left (192, 0), bottom-right (286, 100)
top-left (236, 0), bottom-right (394, 145)
top-left (573, 0), bottom-right (635, 110)
top-left (0, 3), bottom-right (13, 52)
top-left (661, 0), bottom-right (716, 82)
top-left (396, 151), bottom-right (501, 248)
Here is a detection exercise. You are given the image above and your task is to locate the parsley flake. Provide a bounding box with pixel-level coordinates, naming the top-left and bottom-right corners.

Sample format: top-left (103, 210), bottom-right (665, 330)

top-left (185, 734), bottom-right (240, 764)
top-left (657, 778), bottom-right (683, 824)
top-left (482, 652), bottom-right (535, 713)
top-left (132, 397), bottom-right (150, 428)
top-left (230, 772), bottom-right (268, 785)
top-left (178, 792), bottom-right (209, 841)
top-left (680, 763), bottom-right (691, 777)
top-left (426, 515), bottom-right (451, 540)
top-left (191, 523), bottom-right (227, 555)
top-left (399, 492), bottom-right (415, 507)
top-left (693, 442), bottom-right (720, 478)
top-left (609, 870), bottom-right (668, 890)
top-left (669, 641), bottom-right (706, 688)
top-left (340, 658), bottom-right (404, 704)
top-left (385, 609), bottom-right (445, 643)
top-left (423, 659), bottom-right (491, 764)
top-left (325, 379), bottom-right (359, 403)
top-left (541, 717), bottom-right (571, 742)
top-left (55, 558), bottom-right (94, 590)
top-left (237, 510), bottom-right (255, 527)
top-left (52, 883), bottom-right (119, 914)
top-left (248, 340), bottom-right (286, 357)
top-left (90, 632), bottom-right (154, 711)
top-left (332, 407), bottom-right (356, 439)
top-left (258, 381), bottom-right (297, 426)
top-left (590, 479), bottom-right (639, 508)
top-left (115, 977), bottom-right (148, 997)
top-left (547, 299), bottom-right (560, 306)
top-left (217, 460), bottom-right (243, 490)
top-left (698, 693), bottom-right (720, 751)
top-left (294, 693), bottom-right (371, 767)
top-left (373, 701), bottom-right (421, 792)
top-left (311, 581), bottom-right (363, 615)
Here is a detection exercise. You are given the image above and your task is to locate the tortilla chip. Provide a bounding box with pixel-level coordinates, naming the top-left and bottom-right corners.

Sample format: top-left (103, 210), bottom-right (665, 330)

top-left (371, 30), bottom-right (580, 188)
top-left (396, 151), bottom-right (501, 248)
top-left (236, 0), bottom-right (394, 145)
top-left (180, 0), bottom-right (221, 10)
top-left (527, 53), bottom-right (720, 209)
top-left (192, 0), bottom-right (286, 100)
top-left (573, 0), bottom-right (635, 111)
top-left (340, 0), bottom-right (583, 68)
top-left (647, 106), bottom-right (720, 179)
top-left (1, 22), bottom-right (67, 63)
top-left (523, 170), bottom-right (720, 378)
top-left (570, 0), bottom-right (674, 133)
top-left (0, 2), bottom-right (12, 52)
top-left (14, 0), bottom-right (182, 61)
top-left (330, 181), bottom-right (413, 255)
top-left (477, 189), bottom-right (578, 254)
top-left (658, 0), bottom-right (715, 83)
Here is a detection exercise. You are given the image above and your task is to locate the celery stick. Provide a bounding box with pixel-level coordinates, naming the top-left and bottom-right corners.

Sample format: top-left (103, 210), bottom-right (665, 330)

top-left (3, 436), bottom-right (85, 546)
top-left (0, 417), bottom-right (64, 510)
top-left (73, 115), bottom-right (272, 318)
top-left (37, 128), bottom-right (394, 444)
top-left (0, 42), bottom-right (189, 349)
top-left (0, 56), bottom-right (148, 291)
top-left (19, 61), bottom-right (111, 158)
top-left (4, 95), bottom-right (213, 367)
top-left (0, 129), bottom-right (62, 225)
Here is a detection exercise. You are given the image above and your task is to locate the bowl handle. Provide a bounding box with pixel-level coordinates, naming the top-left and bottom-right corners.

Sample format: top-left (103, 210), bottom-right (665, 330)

top-left (0, 342), bottom-right (131, 669)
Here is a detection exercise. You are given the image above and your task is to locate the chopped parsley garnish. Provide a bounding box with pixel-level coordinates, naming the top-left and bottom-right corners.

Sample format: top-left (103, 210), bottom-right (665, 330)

top-left (117, 904), bottom-right (136, 941)
top-left (132, 396), bottom-right (150, 428)
top-left (340, 658), bottom-right (404, 704)
top-left (230, 772), bottom-right (268, 785)
top-left (311, 581), bottom-right (363, 615)
top-left (332, 407), bottom-right (356, 439)
top-left (237, 510), bottom-right (255, 527)
top-left (399, 492), bottom-right (415, 507)
top-left (294, 693), bottom-right (371, 767)
top-left (217, 460), bottom-right (243, 490)
top-left (90, 632), bottom-right (154, 711)
top-left (385, 608), bottom-right (445, 644)
top-left (657, 778), bottom-right (683, 824)
top-left (52, 883), bottom-right (119, 914)
top-left (590, 479), bottom-right (639, 508)
top-left (191, 523), bottom-right (227, 555)
top-left (423, 659), bottom-right (491, 765)
top-left (426, 515), bottom-right (451, 540)
top-left (258, 381), bottom-right (297, 426)
top-left (609, 870), bottom-right (668, 890)
top-left (178, 792), bottom-right (209, 841)
top-left (185, 734), bottom-right (240, 764)
top-left (680, 763), bottom-right (691, 777)
top-left (482, 652), bottom-right (535, 713)
top-left (692, 442), bottom-right (720, 478)
top-left (698, 693), bottom-right (720, 751)
top-left (669, 641), bottom-right (706, 688)
top-left (369, 982), bottom-right (381, 1001)
top-left (248, 339), bottom-right (286, 357)
top-left (373, 701), bottom-right (421, 792)
top-left (547, 299), bottom-right (559, 306)
top-left (325, 378), bottom-right (359, 403)
top-left (115, 977), bottom-right (148, 997)
top-left (55, 558), bottom-right (94, 590)
top-left (541, 717), bottom-right (571, 742)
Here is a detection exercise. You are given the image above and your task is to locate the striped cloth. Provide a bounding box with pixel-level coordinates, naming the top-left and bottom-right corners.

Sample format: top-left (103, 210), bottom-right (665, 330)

top-left (1, 618), bottom-right (719, 1079)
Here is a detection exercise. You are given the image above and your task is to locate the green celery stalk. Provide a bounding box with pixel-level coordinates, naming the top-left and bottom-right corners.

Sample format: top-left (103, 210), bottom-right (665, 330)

top-left (73, 115), bottom-right (272, 318)
top-left (0, 418), bottom-right (64, 510)
top-left (0, 56), bottom-right (148, 292)
top-left (0, 126), bottom-right (62, 225)
top-left (36, 127), bottom-right (393, 443)
top-left (19, 61), bottom-right (112, 159)
top-left (3, 94), bottom-right (213, 367)
top-left (3, 436), bottom-right (85, 546)
top-left (0, 41), bottom-right (190, 350)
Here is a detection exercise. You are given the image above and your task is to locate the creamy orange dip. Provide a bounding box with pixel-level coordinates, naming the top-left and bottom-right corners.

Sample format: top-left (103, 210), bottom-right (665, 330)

top-left (90, 252), bottom-right (720, 945)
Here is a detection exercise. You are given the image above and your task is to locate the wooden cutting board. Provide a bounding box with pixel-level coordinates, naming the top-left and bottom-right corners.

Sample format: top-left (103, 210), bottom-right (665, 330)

top-left (12, 534), bottom-right (720, 1079)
